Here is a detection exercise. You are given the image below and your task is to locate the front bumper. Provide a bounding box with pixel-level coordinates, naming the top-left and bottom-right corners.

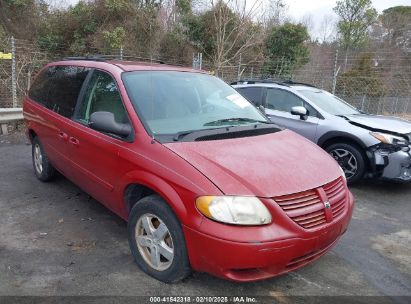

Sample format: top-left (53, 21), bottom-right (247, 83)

top-left (183, 192), bottom-right (354, 282)
top-left (372, 148), bottom-right (411, 182)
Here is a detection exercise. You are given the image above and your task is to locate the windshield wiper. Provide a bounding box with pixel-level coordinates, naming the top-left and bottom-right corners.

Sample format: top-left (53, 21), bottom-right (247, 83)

top-left (203, 118), bottom-right (270, 126)
top-left (173, 130), bottom-right (200, 141)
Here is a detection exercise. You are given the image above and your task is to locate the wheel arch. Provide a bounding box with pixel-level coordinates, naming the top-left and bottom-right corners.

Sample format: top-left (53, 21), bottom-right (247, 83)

top-left (27, 128), bottom-right (38, 143)
top-left (122, 171), bottom-right (188, 223)
top-left (319, 131), bottom-right (372, 172)
top-left (318, 131), bottom-right (367, 150)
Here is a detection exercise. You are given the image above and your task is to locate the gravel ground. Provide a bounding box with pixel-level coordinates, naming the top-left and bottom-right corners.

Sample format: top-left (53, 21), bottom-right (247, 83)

top-left (0, 133), bottom-right (410, 304)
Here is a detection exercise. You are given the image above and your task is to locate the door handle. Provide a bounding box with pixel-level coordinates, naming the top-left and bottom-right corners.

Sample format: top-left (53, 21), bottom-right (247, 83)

top-left (69, 137), bottom-right (80, 146)
top-left (58, 131), bottom-right (68, 141)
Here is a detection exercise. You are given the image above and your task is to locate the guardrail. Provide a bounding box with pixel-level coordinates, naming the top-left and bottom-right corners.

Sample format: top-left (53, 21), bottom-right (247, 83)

top-left (0, 108), bottom-right (23, 135)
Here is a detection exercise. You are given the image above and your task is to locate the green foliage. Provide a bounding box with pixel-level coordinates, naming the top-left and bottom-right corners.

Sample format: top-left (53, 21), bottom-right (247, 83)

top-left (334, 0), bottom-right (377, 50)
top-left (0, 24), bottom-right (6, 40)
top-left (263, 23), bottom-right (309, 77)
top-left (383, 5), bottom-right (411, 15)
top-left (337, 53), bottom-right (385, 97)
top-left (185, 12), bottom-right (217, 57)
top-left (185, 1), bottom-right (255, 68)
top-left (104, 0), bottom-right (129, 12)
top-left (135, 0), bottom-right (161, 9)
top-left (159, 26), bottom-right (193, 62)
top-left (37, 33), bottom-right (62, 52)
top-left (380, 6), bottom-right (411, 50)
top-left (4, 0), bottom-right (32, 7)
top-left (176, 0), bottom-right (191, 15)
top-left (102, 26), bottom-right (126, 49)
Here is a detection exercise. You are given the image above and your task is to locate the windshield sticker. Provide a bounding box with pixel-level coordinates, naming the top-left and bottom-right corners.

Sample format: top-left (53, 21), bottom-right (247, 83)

top-left (226, 94), bottom-right (250, 108)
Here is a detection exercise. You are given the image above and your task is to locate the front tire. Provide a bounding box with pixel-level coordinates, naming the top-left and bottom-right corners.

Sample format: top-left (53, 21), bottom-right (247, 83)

top-left (32, 137), bottom-right (56, 182)
top-left (127, 195), bottom-right (191, 283)
top-left (326, 142), bottom-right (366, 184)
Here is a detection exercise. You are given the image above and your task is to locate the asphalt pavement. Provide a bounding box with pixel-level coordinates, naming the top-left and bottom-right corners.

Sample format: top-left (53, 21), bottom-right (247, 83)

top-left (0, 134), bottom-right (410, 304)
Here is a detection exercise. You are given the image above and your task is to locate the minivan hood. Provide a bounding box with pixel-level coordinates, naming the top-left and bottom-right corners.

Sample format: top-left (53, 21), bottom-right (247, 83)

top-left (164, 130), bottom-right (341, 197)
top-left (345, 114), bottom-right (411, 135)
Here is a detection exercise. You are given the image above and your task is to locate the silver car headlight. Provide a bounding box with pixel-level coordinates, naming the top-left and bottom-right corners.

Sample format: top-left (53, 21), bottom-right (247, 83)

top-left (196, 196), bottom-right (272, 225)
top-left (370, 132), bottom-right (408, 146)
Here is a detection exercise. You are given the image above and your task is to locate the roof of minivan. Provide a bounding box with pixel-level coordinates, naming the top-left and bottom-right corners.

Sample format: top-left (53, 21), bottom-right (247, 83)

top-left (51, 59), bottom-right (205, 73)
top-left (110, 60), bottom-right (203, 73)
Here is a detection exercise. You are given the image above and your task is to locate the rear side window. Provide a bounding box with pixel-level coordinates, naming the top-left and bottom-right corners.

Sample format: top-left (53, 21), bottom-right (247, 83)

top-left (47, 66), bottom-right (90, 118)
top-left (28, 66), bottom-right (90, 118)
top-left (236, 87), bottom-right (263, 105)
top-left (28, 67), bottom-right (55, 106)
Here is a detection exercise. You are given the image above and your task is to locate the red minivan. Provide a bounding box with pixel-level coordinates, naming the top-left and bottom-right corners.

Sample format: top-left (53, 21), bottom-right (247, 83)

top-left (24, 59), bottom-right (354, 282)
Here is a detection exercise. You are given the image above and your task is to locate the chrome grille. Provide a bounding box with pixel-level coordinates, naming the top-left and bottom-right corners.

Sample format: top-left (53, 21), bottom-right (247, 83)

top-left (324, 177), bottom-right (346, 219)
top-left (274, 177), bottom-right (347, 229)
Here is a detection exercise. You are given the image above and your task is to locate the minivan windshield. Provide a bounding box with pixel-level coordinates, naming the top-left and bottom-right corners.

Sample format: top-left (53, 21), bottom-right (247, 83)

top-left (122, 71), bottom-right (268, 135)
top-left (298, 89), bottom-right (360, 116)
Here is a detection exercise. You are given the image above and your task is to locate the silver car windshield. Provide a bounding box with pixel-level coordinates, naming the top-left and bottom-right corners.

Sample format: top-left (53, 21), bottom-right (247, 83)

top-left (298, 89), bottom-right (360, 116)
top-left (122, 71), bottom-right (268, 134)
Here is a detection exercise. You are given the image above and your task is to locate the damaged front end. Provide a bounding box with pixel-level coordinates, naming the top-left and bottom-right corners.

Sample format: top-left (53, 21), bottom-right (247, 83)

top-left (366, 132), bottom-right (411, 182)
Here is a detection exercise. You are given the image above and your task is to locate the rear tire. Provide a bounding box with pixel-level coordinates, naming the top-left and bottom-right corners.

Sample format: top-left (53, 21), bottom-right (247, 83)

top-left (32, 137), bottom-right (56, 182)
top-left (127, 194), bottom-right (191, 283)
top-left (326, 142), bottom-right (366, 184)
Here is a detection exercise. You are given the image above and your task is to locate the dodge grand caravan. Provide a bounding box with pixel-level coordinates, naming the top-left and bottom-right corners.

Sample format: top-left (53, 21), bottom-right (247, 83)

top-left (24, 59), bottom-right (354, 282)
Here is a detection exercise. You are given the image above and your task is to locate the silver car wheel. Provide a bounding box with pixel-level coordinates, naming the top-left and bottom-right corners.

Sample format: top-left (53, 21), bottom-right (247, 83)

top-left (330, 148), bottom-right (358, 179)
top-left (135, 213), bottom-right (174, 271)
top-left (33, 144), bottom-right (43, 174)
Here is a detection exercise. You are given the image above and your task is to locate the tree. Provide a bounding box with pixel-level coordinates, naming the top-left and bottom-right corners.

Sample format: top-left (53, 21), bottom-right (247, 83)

top-left (186, 0), bottom-right (264, 73)
top-left (380, 6), bottom-right (411, 51)
top-left (102, 26), bottom-right (126, 49)
top-left (263, 0), bottom-right (288, 27)
top-left (264, 23), bottom-right (309, 77)
top-left (0, 0), bottom-right (47, 40)
top-left (334, 0), bottom-right (377, 50)
top-left (336, 53), bottom-right (385, 98)
top-left (318, 14), bottom-right (337, 43)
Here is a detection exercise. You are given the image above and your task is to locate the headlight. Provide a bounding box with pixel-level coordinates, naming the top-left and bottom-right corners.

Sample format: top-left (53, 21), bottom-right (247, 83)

top-left (196, 196), bottom-right (272, 225)
top-left (370, 132), bottom-right (408, 146)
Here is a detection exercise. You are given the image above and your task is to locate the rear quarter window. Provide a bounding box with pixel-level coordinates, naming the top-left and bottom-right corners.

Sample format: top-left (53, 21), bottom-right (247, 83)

top-left (28, 67), bottom-right (55, 106)
top-left (28, 65), bottom-right (90, 118)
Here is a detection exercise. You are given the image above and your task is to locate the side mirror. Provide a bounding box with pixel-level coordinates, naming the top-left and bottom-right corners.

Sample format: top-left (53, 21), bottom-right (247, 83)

top-left (291, 106), bottom-right (308, 120)
top-left (89, 111), bottom-right (131, 138)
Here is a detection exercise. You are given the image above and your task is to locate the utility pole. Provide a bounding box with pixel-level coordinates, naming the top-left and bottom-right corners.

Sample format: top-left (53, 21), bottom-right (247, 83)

top-left (237, 54), bottom-right (242, 80)
top-left (332, 48), bottom-right (340, 95)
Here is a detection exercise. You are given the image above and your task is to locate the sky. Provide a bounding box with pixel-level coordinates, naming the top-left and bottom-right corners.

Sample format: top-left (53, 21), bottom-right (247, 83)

top-left (285, 0), bottom-right (411, 39)
top-left (287, 0), bottom-right (411, 20)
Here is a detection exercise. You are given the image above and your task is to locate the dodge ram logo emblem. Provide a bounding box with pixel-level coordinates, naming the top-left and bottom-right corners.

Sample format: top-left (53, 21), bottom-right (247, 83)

top-left (324, 201), bottom-right (331, 209)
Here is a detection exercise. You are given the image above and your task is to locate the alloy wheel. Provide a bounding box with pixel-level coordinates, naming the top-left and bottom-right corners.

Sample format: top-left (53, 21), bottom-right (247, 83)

top-left (135, 213), bottom-right (174, 271)
top-left (33, 144), bottom-right (43, 174)
top-left (330, 148), bottom-right (358, 180)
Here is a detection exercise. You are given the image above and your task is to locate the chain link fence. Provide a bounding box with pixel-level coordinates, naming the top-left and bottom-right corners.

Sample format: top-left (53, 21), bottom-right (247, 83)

top-left (210, 50), bottom-right (411, 119)
top-left (1, 37), bottom-right (410, 120)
